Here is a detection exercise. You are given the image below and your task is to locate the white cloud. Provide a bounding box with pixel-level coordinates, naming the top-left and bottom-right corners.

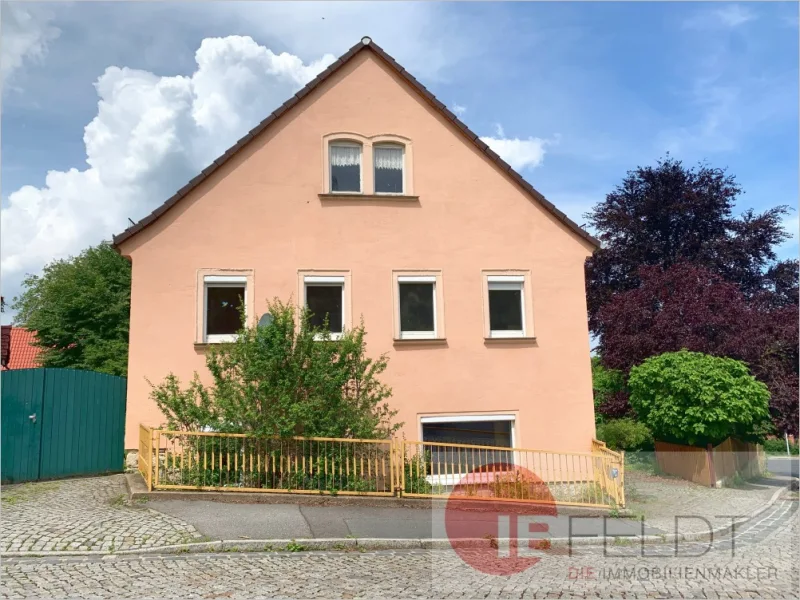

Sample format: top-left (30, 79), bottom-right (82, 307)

top-left (683, 5), bottom-right (756, 30)
top-left (1, 3), bottom-right (60, 87)
top-left (1, 36), bottom-right (334, 295)
top-left (479, 131), bottom-right (553, 172)
top-left (452, 103), bottom-right (466, 117)
top-left (197, 2), bottom-right (477, 81)
top-left (714, 5), bottom-right (756, 28)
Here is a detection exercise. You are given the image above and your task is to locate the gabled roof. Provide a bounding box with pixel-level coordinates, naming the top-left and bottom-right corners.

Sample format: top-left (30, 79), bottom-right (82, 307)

top-left (112, 37), bottom-right (599, 249)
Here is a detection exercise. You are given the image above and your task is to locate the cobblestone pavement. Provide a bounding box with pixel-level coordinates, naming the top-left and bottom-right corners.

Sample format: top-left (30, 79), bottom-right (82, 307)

top-left (625, 469), bottom-right (782, 533)
top-left (1, 476), bottom-right (202, 553)
top-left (2, 496), bottom-right (796, 599)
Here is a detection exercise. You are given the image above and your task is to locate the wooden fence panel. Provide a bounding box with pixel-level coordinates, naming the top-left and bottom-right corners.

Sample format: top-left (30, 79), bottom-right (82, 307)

top-left (654, 440), bottom-right (713, 486)
top-left (656, 438), bottom-right (766, 487)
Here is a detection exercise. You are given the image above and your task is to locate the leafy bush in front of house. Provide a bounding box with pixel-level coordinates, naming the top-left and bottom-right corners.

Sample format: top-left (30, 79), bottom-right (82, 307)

top-left (596, 418), bottom-right (653, 451)
top-left (628, 350), bottom-right (771, 447)
top-left (149, 373), bottom-right (215, 432)
top-left (149, 298), bottom-right (400, 440)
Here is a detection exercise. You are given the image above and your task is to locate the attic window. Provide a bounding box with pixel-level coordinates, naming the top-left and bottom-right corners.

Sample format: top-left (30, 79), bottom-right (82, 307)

top-left (330, 143), bottom-right (361, 193)
top-left (374, 144), bottom-right (404, 194)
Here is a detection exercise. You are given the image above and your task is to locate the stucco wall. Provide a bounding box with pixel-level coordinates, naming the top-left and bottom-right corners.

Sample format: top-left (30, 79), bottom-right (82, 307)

top-left (119, 51), bottom-right (596, 451)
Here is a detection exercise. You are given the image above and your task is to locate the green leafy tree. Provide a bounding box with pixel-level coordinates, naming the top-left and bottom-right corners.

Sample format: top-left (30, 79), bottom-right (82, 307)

top-left (628, 350), bottom-right (771, 446)
top-left (11, 243), bottom-right (131, 376)
top-left (150, 299), bottom-right (399, 439)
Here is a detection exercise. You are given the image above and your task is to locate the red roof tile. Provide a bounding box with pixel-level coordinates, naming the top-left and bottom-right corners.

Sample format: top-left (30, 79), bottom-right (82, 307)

top-left (4, 327), bottom-right (43, 370)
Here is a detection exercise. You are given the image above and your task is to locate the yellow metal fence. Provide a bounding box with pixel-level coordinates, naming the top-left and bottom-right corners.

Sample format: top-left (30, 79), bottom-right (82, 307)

top-left (151, 430), bottom-right (395, 496)
top-left (138, 427), bottom-right (625, 507)
top-left (402, 439), bottom-right (625, 508)
top-left (138, 424), bottom-right (154, 491)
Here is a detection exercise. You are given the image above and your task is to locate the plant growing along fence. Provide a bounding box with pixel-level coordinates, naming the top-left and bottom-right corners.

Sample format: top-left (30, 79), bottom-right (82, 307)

top-left (150, 429), bottom-right (397, 495)
top-left (139, 425), bottom-right (626, 508)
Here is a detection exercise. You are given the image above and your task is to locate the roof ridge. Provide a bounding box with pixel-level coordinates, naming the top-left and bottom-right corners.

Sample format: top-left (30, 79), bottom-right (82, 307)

top-left (112, 37), bottom-right (598, 248)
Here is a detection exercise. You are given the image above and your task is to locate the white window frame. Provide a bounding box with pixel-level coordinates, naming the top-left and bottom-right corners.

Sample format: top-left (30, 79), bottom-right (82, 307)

top-left (203, 275), bottom-right (247, 343)
top-left (329, 142), bottom-right (362, 194)
top-left (304, 275), bottom-right (345, 340)
top-left (419, 414), bottom-right (517, 486)
top-left (373, 143), bottom-right (405, 195)
top-left (397, 275), bottom-right (436, 340)
top-left (487, 275), bottom-right (526, 338)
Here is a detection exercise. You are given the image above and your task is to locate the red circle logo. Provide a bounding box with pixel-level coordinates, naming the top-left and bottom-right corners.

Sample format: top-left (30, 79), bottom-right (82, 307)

top-left (444, 462), bottom-right (558, 575)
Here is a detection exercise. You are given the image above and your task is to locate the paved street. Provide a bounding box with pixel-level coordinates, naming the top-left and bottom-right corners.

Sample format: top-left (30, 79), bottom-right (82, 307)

top-left (2, 495), bottom-right (797, 598)
top-left (1, 476), bottom-right (202, 553)
top-left (768, 456), bottom-right (799, 478)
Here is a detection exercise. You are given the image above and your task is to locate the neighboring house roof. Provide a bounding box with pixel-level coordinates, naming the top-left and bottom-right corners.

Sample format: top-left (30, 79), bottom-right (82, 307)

top-left (2, 327), bottom-right (43, 370)
top-left (1, 325), bottom-right (10, 368)
top-left (112, 36), bottom-right (599, 249)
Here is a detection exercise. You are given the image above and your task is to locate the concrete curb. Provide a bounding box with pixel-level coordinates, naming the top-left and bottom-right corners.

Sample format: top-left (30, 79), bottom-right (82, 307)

top-left (123, 472), bottom-right (621, 516)
top-left (4, 482), bottom-right (787, 559)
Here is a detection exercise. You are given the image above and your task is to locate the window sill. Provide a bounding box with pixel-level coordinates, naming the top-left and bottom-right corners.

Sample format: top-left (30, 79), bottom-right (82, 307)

top-left (393, 338), bottom-right (447, 346)
top-left (313, 333), bottom-right (343, 342)
top-left (483, 336), bottom-right (537, 345)
top-left (319, 193), bottom-right (419, 202)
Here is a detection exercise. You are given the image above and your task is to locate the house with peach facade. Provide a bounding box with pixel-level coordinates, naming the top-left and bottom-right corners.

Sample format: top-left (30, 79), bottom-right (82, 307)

top-left (113, 37), bottom-right (599, 452)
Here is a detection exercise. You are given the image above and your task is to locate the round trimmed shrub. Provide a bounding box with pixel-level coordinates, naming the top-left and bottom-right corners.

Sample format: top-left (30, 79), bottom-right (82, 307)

top-left (628, 350), bottom-right (771, 447)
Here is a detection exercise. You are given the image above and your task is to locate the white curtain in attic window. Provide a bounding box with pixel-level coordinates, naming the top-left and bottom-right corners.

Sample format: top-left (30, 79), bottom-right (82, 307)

top-left (330, 145), bottom-right (362, 167)
top-left (374, 145), bottom-right (403, 170)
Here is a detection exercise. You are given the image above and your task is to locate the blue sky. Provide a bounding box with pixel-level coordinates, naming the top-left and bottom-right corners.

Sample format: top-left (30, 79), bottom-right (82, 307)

top-left (1, 2), bottom-right (798, 320)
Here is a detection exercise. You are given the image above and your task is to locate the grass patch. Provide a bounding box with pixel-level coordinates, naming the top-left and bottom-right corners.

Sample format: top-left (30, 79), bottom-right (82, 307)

top-left (613, 536), bottom-right (635, 546)
top-left (624, 452), bottom-right (660, 476)
top-left (1, 482), bottom-right (60, 506)
top-left (108, 493), bottom-right (127, 507)
top-left (285, 540), bottom-right (306, 552)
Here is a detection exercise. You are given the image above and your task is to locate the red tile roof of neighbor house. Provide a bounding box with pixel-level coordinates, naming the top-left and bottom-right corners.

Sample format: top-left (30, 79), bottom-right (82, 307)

top-left (2, 327), bottom-right (43, 370)
top-left (112, 36), bottom-right (600, 249)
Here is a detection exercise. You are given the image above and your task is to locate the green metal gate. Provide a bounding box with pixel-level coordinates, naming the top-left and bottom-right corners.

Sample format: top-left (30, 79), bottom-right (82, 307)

top-left (1, 368), bottom-right (127, 483)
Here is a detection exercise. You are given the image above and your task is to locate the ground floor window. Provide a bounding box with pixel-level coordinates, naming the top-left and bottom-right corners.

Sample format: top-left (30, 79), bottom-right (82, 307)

top-left (421, 419), bottom-right (513, 448)
top-left (421, 416), bottom-right (515, 480)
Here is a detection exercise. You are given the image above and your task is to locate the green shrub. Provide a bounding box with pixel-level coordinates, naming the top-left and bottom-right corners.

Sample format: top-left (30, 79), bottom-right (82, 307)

top-left (762, 437), bottom-right (799, 455)
top-left (149, 298), bottom-right (400, 440)
top-left (629, 350), bottom-right (771, 447)
top-left (596, 418), bottom-right (653, 451)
